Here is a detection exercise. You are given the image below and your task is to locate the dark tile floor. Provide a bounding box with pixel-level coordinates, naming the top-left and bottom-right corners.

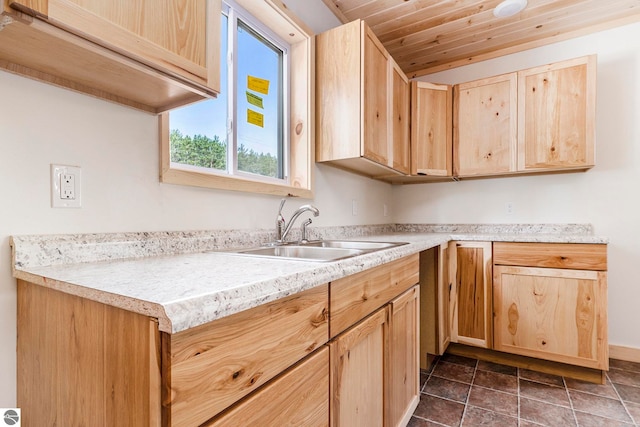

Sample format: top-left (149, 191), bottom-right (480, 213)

top-left (409, 354), bottom-right (640, 426)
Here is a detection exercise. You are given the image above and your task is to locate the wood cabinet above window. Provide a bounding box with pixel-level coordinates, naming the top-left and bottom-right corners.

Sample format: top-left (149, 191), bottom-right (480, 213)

top-left (1, 0), bottom-right (220, 113)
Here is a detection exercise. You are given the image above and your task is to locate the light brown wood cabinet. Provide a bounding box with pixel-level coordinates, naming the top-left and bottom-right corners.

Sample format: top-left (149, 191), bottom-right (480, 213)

top-left (493, 242), bottom-right (608, 370)
top-left (1, 0), bottom-right (220, 112)
top-left (420, 245), bottom-right (451, 367)
top-left (450, 241), bottom-right (493, 349)
top-left (329, 254), bottom-right (420, 427)
top-left (388, 285), bottom-right (420, 427)
top-left (454, 55), bottom-right (596, 178)
top-left (316, 19), bottom-right (411, 179)
top-left (411, 82), bottom-right (453, 177)
top-left (207, 346), bottom-right (329, 427)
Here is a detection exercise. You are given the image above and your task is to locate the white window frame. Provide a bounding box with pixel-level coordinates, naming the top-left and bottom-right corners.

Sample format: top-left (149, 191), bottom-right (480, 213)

top-left (159, 0), bottom-right (313, 198)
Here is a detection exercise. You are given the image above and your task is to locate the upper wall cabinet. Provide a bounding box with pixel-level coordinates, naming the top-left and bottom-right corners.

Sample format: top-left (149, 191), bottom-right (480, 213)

top-left (453, 55), bottom-right (596, 178)
top-left (1, 0), bottom-right (220, 113)
top-left (411, 81), bottom-right (453, 177)
top-left (316, 19), bottom-right (410, 179)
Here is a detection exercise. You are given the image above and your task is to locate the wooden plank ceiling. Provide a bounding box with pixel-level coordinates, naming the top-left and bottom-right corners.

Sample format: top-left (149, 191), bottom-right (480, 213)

top-left (321, 0), bottom-right (640, 77)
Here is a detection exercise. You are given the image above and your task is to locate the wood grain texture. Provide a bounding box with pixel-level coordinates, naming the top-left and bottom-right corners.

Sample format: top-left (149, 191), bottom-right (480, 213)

top-left (493, 266), bottom-right (608, 370)
top-left (494, 242), bottom-right (607, 271)
top-left (330, 254), bottom-right (419, 338)
top-left (43, 0), bottom-right (216, 89)
top-left (322, 0), bottom-right (640, 77)
top-left (450, 241), bottom-right (493, 348)
top-left (8, 0), bottom-right (48, 16)
top-left (0, 13), bottom-right (212, 113)
top-left (518, 55), bottom-right (596, 171)
top-left (362, 23), bottom-right (390, 166)
top-left (454, 73), bottom-right (517, 177)
top-left (388, 285), bottom-right (420, 427)
top-left (162, 284), bottom-right (329, 427)
top-left (315, 19), bottom-right (361, 162)
top-left (330, 308), bottom-right (387, 427)
top-left (411, 81), bottom-right (453, 176)
top-left (207, 347), bottom-right (329, 427)
top-left (391, 59), bottom-right (410, 174)
top-left (17, 280), bottom-right (161, 427)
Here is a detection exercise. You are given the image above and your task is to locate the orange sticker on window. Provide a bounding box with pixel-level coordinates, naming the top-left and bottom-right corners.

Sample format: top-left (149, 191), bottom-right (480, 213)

top-left (247, 75), bottom-right (270, 95)
top-left (247, 109), bottom-right (264, 127)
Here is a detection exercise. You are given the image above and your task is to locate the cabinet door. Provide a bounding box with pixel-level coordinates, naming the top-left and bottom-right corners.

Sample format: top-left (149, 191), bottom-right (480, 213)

top-left (438, 243), bottom-right (452, 353)
top-left (208, 347), bottom-right (329, 427)
top-left (363, 24), bottom-right (390, 167)
top-left (518, 55), bottom-right (596, 171)
top-left (454, 73), bottom-right (517, 177)
top-left (494, 265), bottom-right (608, 370)
top-left (391, 60), bottom-right (410, 174)
top-left (330, 307), bottom-right (387, 427)
top-left (9, 0), bottom-right (219, 92)
top-left (411, 81), bottom-right (453, 176)
top-left (450, 241), bottom-right (493, 348)
top-left (388, 286), bottom-right (420, 427)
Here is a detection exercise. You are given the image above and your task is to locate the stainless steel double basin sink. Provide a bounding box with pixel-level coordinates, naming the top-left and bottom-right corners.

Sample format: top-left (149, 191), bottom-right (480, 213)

top-left (230, 240), bottom-right (408, 262)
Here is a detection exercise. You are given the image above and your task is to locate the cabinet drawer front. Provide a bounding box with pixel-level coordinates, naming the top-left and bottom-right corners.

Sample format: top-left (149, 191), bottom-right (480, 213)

top-left (330, 254), bottom-right (419, 338)
top-left (207, 347), bottom-right (329, 427)
top-left (493, 242), bottom-right (607, 271)
top-left (163, 284), bottom-right (329, 427)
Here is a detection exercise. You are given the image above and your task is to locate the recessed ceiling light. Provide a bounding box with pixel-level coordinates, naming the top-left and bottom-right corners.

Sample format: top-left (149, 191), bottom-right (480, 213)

top-left (493, 0), bottom-right (528, 18)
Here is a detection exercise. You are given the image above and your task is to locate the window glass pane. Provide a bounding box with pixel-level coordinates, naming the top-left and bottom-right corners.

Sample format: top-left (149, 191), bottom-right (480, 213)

top-left (236, 20), bottom-right (283, 179)
top-left (169, 14), bottom-right (229, 172)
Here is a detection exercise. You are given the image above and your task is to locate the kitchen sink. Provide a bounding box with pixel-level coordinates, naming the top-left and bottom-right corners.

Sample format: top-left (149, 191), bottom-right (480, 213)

top-left (231, 240), bottom-right (408, 262)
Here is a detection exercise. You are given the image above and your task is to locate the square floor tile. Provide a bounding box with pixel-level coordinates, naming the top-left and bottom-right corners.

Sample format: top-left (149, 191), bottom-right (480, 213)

top-left (424, 376), bottom-right (471, 403)
top-left (574, 410), bottom-right (634, 426)
top-left (520, 397), bottom-right (577, 426)
top-left (432, 361), bottom-right (475, 384)
top-left (520, 378), bottom-right (571, 407)
top-left (610, 359), bottom-right (640, 373)
top-left (473, 369), bottom-right (518, 394)
top-left (467, 385), bottom-right (518, 417)
top-left (461, 406), bottom-right (518, 426)
top-left (626, 402), bottom-right (640, 424)
top-left (476, 360), bottom-right (517, 376)
top-left (614, 383), bottom-right (640, 405)
top-left (439, 353), bottom-right (478, 368)
top-left (408, 416), bottom-right (442, 427)
top-left (565, 377), bottom-right (619, 399)
top-left (569, 389), bottom-right (634, 423)
top-left (413, 394), bottom-right (464, 427)
top-left (609, 369), bottom-right (640, 387)
top-left (519, 368), bottom-right (565, 387)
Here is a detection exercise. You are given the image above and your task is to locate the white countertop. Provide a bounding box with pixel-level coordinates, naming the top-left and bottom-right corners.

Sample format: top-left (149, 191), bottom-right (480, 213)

top-left (10, 225), bottom-right (607, 333)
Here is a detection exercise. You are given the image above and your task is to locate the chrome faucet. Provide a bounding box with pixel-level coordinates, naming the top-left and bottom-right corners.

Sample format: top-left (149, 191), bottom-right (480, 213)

top-left (275, 199), bottom-right (320, 243)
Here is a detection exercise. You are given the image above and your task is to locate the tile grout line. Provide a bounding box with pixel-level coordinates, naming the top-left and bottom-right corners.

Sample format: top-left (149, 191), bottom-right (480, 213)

top-left (562, 374), bottom-right (580, 426)
top-left (606, 371), bottom-right (639, 427)
top-left (458, 358), bottom-right (478, 426)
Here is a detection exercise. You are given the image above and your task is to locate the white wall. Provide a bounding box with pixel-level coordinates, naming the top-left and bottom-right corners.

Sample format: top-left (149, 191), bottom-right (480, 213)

top-left (393, 22), bottom-right (640, 350)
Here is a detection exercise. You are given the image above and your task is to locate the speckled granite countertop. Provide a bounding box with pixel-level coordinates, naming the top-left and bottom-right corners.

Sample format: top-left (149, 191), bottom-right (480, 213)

top-left (10, 224), bottom-right (607, 334)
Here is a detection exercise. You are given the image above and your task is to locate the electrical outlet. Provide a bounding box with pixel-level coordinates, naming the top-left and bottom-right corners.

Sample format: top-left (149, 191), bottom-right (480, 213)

top-left (505, 202), bottom-right (514, 215)
top-left (352, 199), bottom-right (358, 216)
top-left (51, 164), bottom-right (82, 208)
top-left (383, 203), bottom-right (388, 217)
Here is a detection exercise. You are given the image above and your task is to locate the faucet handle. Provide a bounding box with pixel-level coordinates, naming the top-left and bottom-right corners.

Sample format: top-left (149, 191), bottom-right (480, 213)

top-left (300, 218), bottom-right (313, 243)
top-left (277, 198), bottom-right (286, 216)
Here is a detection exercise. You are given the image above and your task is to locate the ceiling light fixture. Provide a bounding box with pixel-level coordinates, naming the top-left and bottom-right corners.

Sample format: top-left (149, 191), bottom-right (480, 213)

top-left (493, 0), bottom-right (528, 18)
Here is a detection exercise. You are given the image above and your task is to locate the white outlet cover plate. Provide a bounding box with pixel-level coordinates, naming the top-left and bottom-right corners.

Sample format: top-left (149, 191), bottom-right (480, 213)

top-left (51, 164), bottom-right (82, 208)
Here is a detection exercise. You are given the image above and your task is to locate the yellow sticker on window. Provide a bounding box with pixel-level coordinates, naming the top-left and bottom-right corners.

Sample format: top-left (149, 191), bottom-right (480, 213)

top-left (247, 109), bottom-right (264, 128)
top-left (246, 91), bottom-right (264, 109)
top-left (247, 75), bottom-right (270, 95)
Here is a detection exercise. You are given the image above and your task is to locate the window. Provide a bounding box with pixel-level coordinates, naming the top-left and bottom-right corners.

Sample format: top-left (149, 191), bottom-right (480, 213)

top-left (160, 0), bottom-right (312, 197)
